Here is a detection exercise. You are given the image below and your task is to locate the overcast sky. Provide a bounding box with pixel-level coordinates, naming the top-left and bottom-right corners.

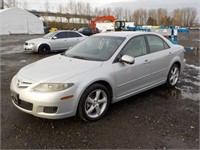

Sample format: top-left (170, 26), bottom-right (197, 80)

top-left (14, 0), bottom-right (199, 10)
top-left (8, 0), bottom-right (200, 20)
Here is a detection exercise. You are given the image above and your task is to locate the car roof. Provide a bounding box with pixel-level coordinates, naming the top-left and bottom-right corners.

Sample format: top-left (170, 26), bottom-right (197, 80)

top-left (54, 30), bottom-right (78, 33)
top-left (93, 31), bottom-right (161, 38)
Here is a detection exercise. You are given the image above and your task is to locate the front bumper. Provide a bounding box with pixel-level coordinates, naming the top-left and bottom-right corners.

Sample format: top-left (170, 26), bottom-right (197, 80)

top-left (24, 44), bottom-right (37, 52)
top-left (10, 75), bottom-right (79, 119)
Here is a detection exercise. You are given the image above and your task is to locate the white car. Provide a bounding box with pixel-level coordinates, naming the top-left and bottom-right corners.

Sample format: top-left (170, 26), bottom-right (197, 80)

top-left (11, 31), bottom-right (185, 121)
top-left (24, 30), bottom-right (87, 54)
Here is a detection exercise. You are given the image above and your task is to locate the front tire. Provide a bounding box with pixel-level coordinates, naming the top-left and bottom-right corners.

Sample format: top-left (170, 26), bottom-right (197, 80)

top-left (166, 64), bottom-right (180, 88)
top-left (78, 84), bottom-right (111, 122)
top-left (38, 44), bottom-right (50, 54)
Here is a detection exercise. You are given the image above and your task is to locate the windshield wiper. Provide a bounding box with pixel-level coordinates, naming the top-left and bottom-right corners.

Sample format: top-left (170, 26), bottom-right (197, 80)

top-left (64, 54), bottom-right (104, 61)
top-left (69, 55), bottom-right (90, 60)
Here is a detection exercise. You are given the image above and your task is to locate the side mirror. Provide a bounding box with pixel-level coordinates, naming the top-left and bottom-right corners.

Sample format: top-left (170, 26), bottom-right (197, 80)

top-left (52, 36), bottom-right (57, 40)
top-left (120, 55), bottom-right (135, 64)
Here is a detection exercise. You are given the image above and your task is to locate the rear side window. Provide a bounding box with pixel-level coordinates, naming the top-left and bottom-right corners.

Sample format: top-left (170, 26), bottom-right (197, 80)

top-left (146, 35), bottom-right (169, 53)
top-left (122, 36), bottom-right (147, 58)
top-left (68, 32), bottom-right (82, 38)
top-left (84, 28), bottom-right (93, 34)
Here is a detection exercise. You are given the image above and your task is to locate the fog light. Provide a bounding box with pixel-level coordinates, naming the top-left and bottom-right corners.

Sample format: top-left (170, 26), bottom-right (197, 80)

top-left (43, 107), bottom-right (58, 113)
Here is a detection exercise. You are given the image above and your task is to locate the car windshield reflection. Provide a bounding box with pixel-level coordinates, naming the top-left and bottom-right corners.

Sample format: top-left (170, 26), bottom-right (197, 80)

top-left (43, 32), bottom-right (57, 39)
top-left (64, 36), bottom-right (125, 61)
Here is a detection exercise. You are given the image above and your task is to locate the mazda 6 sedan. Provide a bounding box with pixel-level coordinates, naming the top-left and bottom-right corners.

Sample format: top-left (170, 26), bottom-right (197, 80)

top-left (11, 31), bottom-right (185, 121)
top-left (24, 30), bottom-right (86, 54)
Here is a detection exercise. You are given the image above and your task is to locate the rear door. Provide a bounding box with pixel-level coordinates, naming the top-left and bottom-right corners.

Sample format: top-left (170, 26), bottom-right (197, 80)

top-left (144, 35), bottom-right (173, 84)
top-left (67, 32), bottom-right (85, 48)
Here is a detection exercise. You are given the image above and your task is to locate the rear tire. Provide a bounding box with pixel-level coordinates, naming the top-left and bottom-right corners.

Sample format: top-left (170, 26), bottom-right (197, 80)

top-left (166, 64), bottom-right (180, 88)
top-left (38, 44), bottom-right (50, 54)
top-left (78, 84), bottom-right (111, 122)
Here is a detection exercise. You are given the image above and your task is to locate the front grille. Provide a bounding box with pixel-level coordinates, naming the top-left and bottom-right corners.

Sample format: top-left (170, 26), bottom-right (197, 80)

top-left (13, 98), bottom-right (33, 111)
top-left (11, 90), bottom-right (33, 111)
top-left (17, 78), bottom-right (32, 88)
top-left (43, 107), bottom-right (58, 113)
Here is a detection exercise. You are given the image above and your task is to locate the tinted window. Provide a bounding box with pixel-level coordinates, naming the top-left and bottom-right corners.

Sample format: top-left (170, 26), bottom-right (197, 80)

top-left (84, 28), bottom-right (93, 34)
top-left (55, 32), bottom-right (68, 39)
top-left (122, 36), bottom-right (147, 57)
top-left (68, 32), bottom-right (82, 38)
top-left (146, 35), bottom-right (168, 53)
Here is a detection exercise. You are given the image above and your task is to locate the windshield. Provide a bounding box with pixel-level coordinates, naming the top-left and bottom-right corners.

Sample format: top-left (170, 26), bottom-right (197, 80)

top-left (43, 32), bottom-right (57, 38)
top-left (64, 36), bottom-right (125, 61)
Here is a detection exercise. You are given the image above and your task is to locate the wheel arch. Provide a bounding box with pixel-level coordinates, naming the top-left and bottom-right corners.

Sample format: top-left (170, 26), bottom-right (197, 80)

top-left (78, 80), bottom-right (114, 102)
top-left (75, 79), bottom-right (114, 113)
top-left (37, 43), bottom-right (51, 52)
top-left (76, 80), bottom-right (113, 121)
top-left (91, 80), bottom-right (113, 102)
top-left (168, 55), bottom-right (182, 73)
top-left (171, 61), bottom-right (181, 72)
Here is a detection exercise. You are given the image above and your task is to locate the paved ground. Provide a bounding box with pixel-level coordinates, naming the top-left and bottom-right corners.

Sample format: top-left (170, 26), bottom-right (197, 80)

top-left (0, 31), bottom-right (199, 149)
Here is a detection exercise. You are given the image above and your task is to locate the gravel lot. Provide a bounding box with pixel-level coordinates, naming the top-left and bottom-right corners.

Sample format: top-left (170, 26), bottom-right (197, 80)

top-left (1, 31), bottom-right (199, 149)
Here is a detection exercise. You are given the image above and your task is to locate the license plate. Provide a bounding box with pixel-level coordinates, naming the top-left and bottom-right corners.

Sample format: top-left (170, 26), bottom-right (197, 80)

top-left (11, 90), bottom-right (20, 105)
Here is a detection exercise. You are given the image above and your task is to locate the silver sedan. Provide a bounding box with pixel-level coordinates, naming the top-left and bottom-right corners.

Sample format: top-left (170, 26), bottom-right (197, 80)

top-left (24, 30), bottom-right (87, 54)
top-left (11, 31), bottom-right (185, 121)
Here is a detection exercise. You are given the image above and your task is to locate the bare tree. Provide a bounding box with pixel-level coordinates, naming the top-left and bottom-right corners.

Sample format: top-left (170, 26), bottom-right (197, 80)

top-left (172, 7), bottom-right (197, 27)
top-left (132, 8), bottom-right (147, 25)
top-left (43, 0), bottom-right (50, 27)
top-left (101, 7), bottom-right (112, 16)
top-left (148, 9), bottom-right (158, 25)
top-left (85, 2), bottom-right (91, 16)
top-left (157, 8), bottom-right (167, 25)
top-left (94, 7), bottom-right (105, 16)
top-left (139, 8), bottom-right (147, 25)
top-left (172, 8), bottom-right (182, 26)
top-left (22, 0), bottom-right (28, 9)
top-left (68, 0), bottom-right (77, 14)
top-left (124, 8), bottom-right (132, 21)
top-left (57, 4), bottom-right (64, 29)
top-left (147, 17), bottom-right (157, 25)
top-left (4, 0), bottom-right (17, 7)
top-left (114, 7), bottom-right (123, 20)
top-left (183, 7), bottom-right (197, 26)
top-left (189, 8), bottom-right (197, 27)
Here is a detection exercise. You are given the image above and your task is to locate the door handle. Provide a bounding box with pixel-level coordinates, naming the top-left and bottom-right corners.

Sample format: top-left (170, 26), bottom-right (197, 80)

top-left (144, 60), bottom-right (150, 64)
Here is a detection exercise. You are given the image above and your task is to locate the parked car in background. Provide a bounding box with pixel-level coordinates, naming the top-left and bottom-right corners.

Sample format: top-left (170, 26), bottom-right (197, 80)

top-left (24, 30), bottom-right (87, 54)
top-left (78, 27), bottom-right (100, 36)
top-left (11, 32), bottom-right (185, 121)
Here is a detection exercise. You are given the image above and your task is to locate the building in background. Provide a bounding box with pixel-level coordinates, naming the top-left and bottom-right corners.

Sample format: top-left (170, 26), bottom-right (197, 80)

top-left (0, 7), bottom-right (44, 35)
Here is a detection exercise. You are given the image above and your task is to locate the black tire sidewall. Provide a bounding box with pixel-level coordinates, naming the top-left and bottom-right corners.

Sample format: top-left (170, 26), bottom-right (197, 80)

top-left (38, 45), bottom-right (50, 54)
top-left (78, 84), bottom-right (111, 122)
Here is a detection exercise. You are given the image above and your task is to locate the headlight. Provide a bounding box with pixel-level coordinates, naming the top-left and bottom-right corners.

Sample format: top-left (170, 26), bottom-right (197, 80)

top-left (28, 43), bottom-right (35, 46)
top-left (33, 83), bottom-right (74, 92)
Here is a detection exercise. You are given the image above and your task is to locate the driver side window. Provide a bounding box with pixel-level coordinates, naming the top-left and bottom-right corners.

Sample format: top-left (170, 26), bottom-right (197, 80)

top-left (122, 36), bottom-right (147, 57)
top-left (54, 32), bottom-right (68, 39)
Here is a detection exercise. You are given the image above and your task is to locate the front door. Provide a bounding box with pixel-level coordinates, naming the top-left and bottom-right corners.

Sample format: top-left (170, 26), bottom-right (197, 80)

top-left (113, 36), bottom-right (151, 100)
top-left (50, 32), bottom-right (68, 50)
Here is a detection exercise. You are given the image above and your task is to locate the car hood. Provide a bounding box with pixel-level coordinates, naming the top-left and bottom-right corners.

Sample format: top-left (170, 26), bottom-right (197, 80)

top-left (26, 37), bottom-right (49, 43)
top-left (18, 54), bottom-right (103, 82)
